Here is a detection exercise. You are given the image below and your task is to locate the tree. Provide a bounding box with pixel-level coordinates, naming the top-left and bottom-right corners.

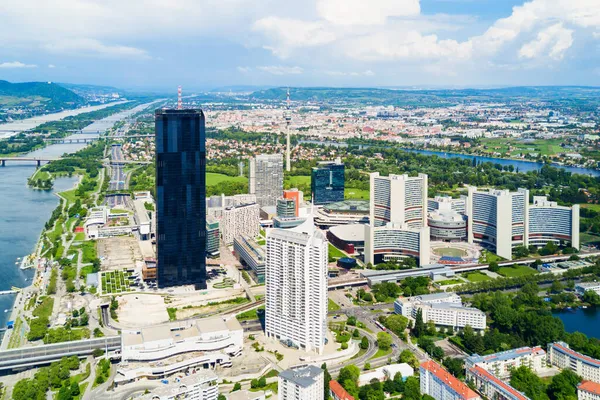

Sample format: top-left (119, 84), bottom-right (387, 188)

top-left (377, 332), bottom-right (392, 350)
top-left (347, 316), bottom-right (357, 326)
top-left (232, 382), bottom-right (241, 392)
top-left (399, 350), bottom-right (419, 370)
top-left (322, 363), bottom-right (332, 400)
top-left (353, 328), bottom-right (360, 338)
top-left (70, 381), bottom-right (80, 396)
top-left (360, 336), bottom-right (369, 350)
top-left (443, 357), bottom-right (465, 379)
top-left (364, 363), bottom-right (371, 370)
top-left (403, 377), bottom-right (421, 400)
top-left (489, 261), bottom-right (500, 272)
top-left (583, 290), bottom-right (600, 306)
top-left (381, 314), bottom-right (409, 337)
top-left (413, 308), bottom-right (425, 338)
top-left (339, 365), bottom-right (360, 388)
top-left (547, 369), bottom-right (581, 400)
top-left (510, 366), bottom-right (549, 400)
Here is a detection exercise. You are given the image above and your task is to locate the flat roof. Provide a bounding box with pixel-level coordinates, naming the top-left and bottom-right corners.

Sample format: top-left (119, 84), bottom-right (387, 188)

top-left (467, 346), bottom-right (545, 365)
top-left (324, 200), bottom-right (369, 213)
top-left (279, 365), bottom-right (323, 388)
top-left (329, 224), bottom-right (366, 242)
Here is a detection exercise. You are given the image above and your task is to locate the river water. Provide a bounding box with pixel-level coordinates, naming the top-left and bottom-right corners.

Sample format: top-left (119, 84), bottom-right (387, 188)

top-left (553, 307), bottom-right (600, 339)
top-left (0, 102), bottom-right (154, 329)
top-left (299, 139), bottom-right (600, 177)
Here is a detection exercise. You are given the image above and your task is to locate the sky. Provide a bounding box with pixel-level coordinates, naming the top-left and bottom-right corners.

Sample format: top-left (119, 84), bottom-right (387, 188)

top-left (0, 0), bottom-right (599, 90)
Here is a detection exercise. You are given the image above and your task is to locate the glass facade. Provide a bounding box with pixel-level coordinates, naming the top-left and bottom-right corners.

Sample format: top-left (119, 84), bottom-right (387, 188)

top-left (155, 109), bottom-right (207, 288)
top-left (311, 161), bottom-right (345, 205)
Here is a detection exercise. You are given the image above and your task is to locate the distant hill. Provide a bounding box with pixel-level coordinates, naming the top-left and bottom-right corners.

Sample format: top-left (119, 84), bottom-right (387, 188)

top-left (250, 86), bottom-right (600, 107)
top-left (0, 80), bottom-right (83, 105)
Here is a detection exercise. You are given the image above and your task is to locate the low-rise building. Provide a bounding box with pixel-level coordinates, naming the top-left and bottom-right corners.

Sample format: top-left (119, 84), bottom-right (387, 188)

top-left (578, 381), bottom-right (600, 400)
top-left (420, 360), bottom-right (481, 400)
top-left (279, 365), bottom-right (324, 400)
top-left (330, 380), bottom-right (354, 400)
top-left (314, 200), bottom-right (370, 228)
top-left (465, 347), bottom-right (547, 379)
top-left (233, 235), bottom-right (265, 283)
top-left (467, 365), bottom-right (530, 400)
top-left (575, 282), bottom-right (600, 296)
top-left (548, 342), bottom-right (600, 383)
top-left (394, 293), bottom-right (462, 317)
top-left (358, 363), bottom-right (414, 386)
top-left (139, 371), bottom-right (219, 400)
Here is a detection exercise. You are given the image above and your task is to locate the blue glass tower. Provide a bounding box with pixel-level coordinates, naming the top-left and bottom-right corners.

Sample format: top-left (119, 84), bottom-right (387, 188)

top-left (155, 109), bottom-right (206, 288)
top-left (311, 159), bottom-right (345, 205)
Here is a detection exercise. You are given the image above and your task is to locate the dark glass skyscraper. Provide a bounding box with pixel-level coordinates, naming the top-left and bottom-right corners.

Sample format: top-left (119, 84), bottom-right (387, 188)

top-left (311, 158), bottom-right (345, 205)
top-left (156, 109), bottom-right (207, 288)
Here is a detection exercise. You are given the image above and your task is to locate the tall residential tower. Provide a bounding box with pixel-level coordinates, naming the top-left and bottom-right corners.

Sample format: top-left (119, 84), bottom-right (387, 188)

top-left (155, 109), bottom-right (207, 288)
top-left (265, 215), bottom-right (328, 354)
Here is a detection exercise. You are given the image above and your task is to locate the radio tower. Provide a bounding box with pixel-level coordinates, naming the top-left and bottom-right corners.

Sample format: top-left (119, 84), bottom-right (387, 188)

top-left (284, 88), bottom-right (292, 172)
top-left (177, 86), bottom-right (182, 110)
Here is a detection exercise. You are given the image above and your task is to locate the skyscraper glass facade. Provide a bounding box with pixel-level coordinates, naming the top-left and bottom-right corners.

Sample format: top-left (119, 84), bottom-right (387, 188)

top-left (155, 109), bottom-right (207, 288)
top-left (311, 160), bottom-right (345, 205)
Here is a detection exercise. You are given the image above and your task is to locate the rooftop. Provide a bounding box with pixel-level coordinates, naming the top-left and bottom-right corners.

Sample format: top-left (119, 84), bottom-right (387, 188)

top-left (579, 381), bottom-right (600, 396)
top-left (329, 224), bottom-right (366, 242)
top-left (329, 380), bottom-right (355, 400)
top-left (551, 342), bottom-right (600, 367)
top-left (421, 360), bottom-right (480, 400)
top-left (279, 365), bottom-right (323, 388)
top-left (467, 346), bottom-right (545, 365)
top-left (323, 199), bottom-right (369, 213)
top-left (469, 366), bottom-right (529, 400)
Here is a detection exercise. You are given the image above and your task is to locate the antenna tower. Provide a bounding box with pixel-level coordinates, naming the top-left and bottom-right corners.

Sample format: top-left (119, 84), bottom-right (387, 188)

top-left (285, 88), bottom-right (292, 172)
top-left (177, 86), bottom-right (182, 110)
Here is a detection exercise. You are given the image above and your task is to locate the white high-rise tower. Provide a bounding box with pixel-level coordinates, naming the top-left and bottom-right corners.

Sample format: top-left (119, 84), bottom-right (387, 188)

top-left (265, 214), bottom-right (328, 354)
top-left (285, 88), bottom-right (292, 172)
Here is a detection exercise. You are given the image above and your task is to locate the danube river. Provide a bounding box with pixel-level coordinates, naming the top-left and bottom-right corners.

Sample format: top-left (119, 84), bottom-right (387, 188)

top-left (299, 140), bottom-right (600, 177)
top-left (0, 102), bottom-right (153, 329)
top-left (553, 307), bottom-right (600, 339)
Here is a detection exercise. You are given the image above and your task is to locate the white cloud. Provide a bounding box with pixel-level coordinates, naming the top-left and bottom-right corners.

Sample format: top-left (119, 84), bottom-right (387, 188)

top-left (519, 23), bottom-right (573, 60)
top-left (237, 66), bottom-right (252, 73)
top-left (316, 0), bottom-right (420, 26)
top-left (43, 38), bottom-right (150, 59)
top-left (253, 17), bottom-right (336, 57)
top-left (47, 64), bottom-right (56, 68)
top-left (325, 70), bottom-right (375, 77)
top-left (257, 65), bottom-right (304, 75)
top-left (0, 61), bottom-right (37, 68)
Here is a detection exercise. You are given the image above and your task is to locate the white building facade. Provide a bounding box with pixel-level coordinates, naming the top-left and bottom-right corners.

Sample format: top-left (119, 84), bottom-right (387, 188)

top-left (265, 216), bottom-right (328, 354)
top-left (139, 371), bottom-right (219, 400)
top-left (420, 360), bottom-right (481, 400)
top-left (529, 196), bottom-right (579, 249)
top-left (548, 342), bottom-right (600, 383)
top-left (278, 366), bottom-right (324, 400)
top-left (465, 346), bottom-right (547, 379)
top-left (578, 381), bottom-right (600, 400)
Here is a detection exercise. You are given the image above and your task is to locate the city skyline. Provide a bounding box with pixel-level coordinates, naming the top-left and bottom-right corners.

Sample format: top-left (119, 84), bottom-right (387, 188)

top-left (0, 0), bottom-right (599, 89)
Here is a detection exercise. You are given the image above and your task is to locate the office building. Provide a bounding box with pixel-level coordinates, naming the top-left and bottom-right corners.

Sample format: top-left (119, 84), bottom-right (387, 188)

top-left (156, 109), bottom-right (206, 288)
top-left (420, 361), bottom-right (481, 400)
top-left (327, 224), bottom-right (366, 254)
top-left (370, 172), bottom-right (428, 228)
top-left (249, 154), bottom-right (284, 208)
top-left (283, 188), bottom-right (303, 216)
top-left (365, 222), bottom-right (431, 266)
top-left (277, 197), bottom-right (297, 218)
top-left (548, 342), bottom-right (600, 383)
top-left (428, 196), bottom-right (467, 214)
top-left (428, 209), bottom-right (468, 242)
top-left (233, 235), bottom-right (266, 283)
top-left (465, 347), bottom-right (546, 379)
top-left (529, 196), bottom-right (579, 249)
top-left (365, 173), bottom-right (429, 266)
top-left (579, 381), bottom-right (600, 400)
top-left (466, 187), bottom-right (528, 260)
top-left (312, 158), bottom-right (345, 205)
top-left (265, 215), bottom-right (328, 354)
top-left (206, 218), bottom-right (220, 257)
top-left (138, 371), bottom-right (219, 400)
top-left (467, 366), bottom-right (530, 400)
top-left (575, 282), bottom-right (600, 296)
top-left (279, 365), bottom-right (324, 400)
top-left (394, 293), bottom-right (462, 317)
top-left (314, 199), bottom-right (370, 228)
top-left (395, 293), bottom-right (485, 331)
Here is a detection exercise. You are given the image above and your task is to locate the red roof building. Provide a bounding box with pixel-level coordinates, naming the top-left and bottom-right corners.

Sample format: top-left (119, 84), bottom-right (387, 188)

top-left (579, 381), bottom-right (600, 400)
top-left (420, 360), bottom-right (481, 400)
top-left (330, 380), bottom-right (354, 400)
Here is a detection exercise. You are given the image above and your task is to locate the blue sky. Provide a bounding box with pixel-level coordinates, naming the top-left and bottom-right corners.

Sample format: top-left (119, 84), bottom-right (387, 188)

top-left (0, 0), bottom-right (598, 90)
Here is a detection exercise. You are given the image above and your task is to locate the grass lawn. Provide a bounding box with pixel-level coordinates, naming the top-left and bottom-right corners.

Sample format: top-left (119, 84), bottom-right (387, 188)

top-left (110, 209), bottom-right (129, 214)
top-left (581, 233), bottom-right (600, 246)
top-left (479, 250), bottom-right (505, 264)
top-left (497, 265), bottom-right (538, 278)
top-left (206, 172), bottom-right (247, 186)
top-left (59, 189), bottom-right (78, 205)
top-left (79, 241), bottom-right (97, 263)
top-left (328, 243), bottom-right (346, 259)
top-left (370, 347), bottom-right (393, 360)
top-left (285, 175), bottom-right (310, 186)
top-left (328, 298), bottom-right (341, 312)
top-left (74, 232), bottom-right (86, 241)
top-left (436, 279), bottom-right (464, 286)
top-left (581, 203), bottom-right (600, 212)
top-left (345, 187), bottom-right (370, 200)
top-left (236, 305), bottom-right (265, 321)
top-left (463, 271), bottom-right (492, 282)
